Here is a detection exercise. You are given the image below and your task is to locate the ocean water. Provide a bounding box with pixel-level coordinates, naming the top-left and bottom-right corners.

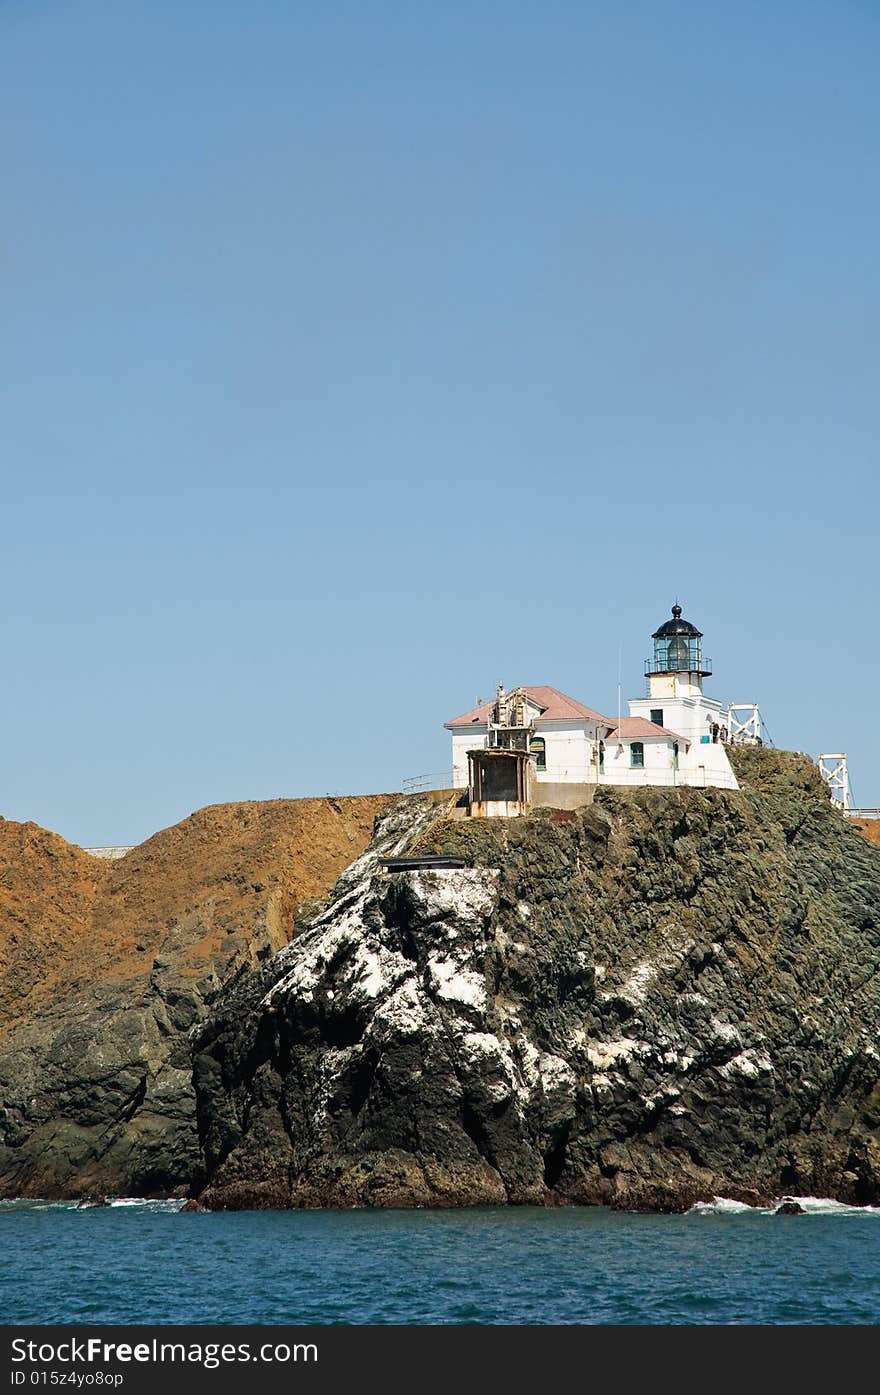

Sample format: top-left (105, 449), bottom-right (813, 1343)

top-left (1, 1199), bottom-right (879, 1325)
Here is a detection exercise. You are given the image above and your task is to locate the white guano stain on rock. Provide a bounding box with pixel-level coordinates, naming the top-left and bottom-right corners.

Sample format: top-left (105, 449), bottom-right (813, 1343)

top-left (351, 942), bottom-right (401, 1000)
top-left (426, 957), bottom-right (486, 1010)
top-left (263, 797), bottom-right (443, 1010)
top-left (719, 1049), bottom-right (774, 1079)
top-left (462, 1031), bottom-right (503, 1060)
top-left (461, 1033), bottom-right (519, 1103)
top-left (370, 979), bottom-right (427, 1039)
top-left (587, 1039), bottom-right (640, 1070)
top-left (538, 1053), bottom-right (576, 1093)
top-left (405, 868), bottom-right (499, 923)
top-left (709, 1018), bottom-right (742, 1045)
top-left (621, 962), bottom-right (656, 1004)
top-left (311, 1045), bottom-right (356, 1127)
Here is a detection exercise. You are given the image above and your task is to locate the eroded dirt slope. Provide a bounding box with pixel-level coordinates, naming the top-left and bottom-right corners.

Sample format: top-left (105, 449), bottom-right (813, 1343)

top-left (855, 819), bottom-right (880, 848)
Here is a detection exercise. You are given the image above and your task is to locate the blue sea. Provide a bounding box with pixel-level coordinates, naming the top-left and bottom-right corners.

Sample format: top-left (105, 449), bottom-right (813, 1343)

top-left (2, 1198), bottom-right (879, 1325)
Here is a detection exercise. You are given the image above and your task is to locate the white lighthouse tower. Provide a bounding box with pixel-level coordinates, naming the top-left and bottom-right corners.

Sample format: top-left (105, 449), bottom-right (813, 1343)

top-left (626, 604), bottom-right (739, 789)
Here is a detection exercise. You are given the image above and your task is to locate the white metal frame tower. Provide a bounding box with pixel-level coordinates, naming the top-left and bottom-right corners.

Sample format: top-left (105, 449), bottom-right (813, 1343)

top-left (725, 704), bottom-right (763, 745)
top-left (818, 753), bottom-right (852, 811)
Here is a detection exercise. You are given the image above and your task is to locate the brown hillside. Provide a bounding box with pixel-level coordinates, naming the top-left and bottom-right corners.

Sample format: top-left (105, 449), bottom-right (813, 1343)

top-left (854, 818), bottom-right (880, 848)
top-left (0, 821), bottom-right (111, 1028)
top-left (88, 794), bottom-right (395, 993)
top-left (0, 795), bottom-right (392, 1033)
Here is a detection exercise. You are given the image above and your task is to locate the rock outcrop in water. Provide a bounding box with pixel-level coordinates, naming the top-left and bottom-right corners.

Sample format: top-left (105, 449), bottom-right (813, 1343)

top-left (0, 795), bottom-right (391, 1198)
top-left (192, 750), bottom-right (880, 1212)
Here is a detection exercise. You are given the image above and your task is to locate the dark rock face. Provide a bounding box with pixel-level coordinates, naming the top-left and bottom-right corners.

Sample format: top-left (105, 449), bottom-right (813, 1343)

top-left (192, 750), bottom-right (880, 1212)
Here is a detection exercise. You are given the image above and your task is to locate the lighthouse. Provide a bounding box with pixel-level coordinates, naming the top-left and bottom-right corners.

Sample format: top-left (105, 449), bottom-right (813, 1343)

top-left (443, 600), bottom-right (740, 811)
top-left (626, 604), bottom-right (737, 782)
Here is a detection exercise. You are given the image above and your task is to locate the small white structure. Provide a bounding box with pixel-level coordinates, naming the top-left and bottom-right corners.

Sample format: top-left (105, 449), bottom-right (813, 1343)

top-left (444, 606), bottom-right (739, 813)
top-left (818, 754), bottom-right (852, 811)
top-left (725, 704), bottom-right (764, 746)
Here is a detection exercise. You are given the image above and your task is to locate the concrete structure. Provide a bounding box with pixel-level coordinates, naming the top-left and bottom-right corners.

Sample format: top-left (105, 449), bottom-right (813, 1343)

top-left (444, 605), bottom-right (739, 815)
top-left (468, 747), bottom-right (533, 818)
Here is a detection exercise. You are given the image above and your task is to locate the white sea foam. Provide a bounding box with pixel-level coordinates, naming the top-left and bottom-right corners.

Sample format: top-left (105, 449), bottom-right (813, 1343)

top-left (0, 1197), bottom-right (185, 1212)
top-left (780, 1196), bottom-right (879, 1216)
top-left (0, 1199), bottom-right (82, 1211)
top-left (106, 1198), bottom-right (186, 1211)
top-left (688, 1195), bottom-right (880, 1217)
top-left (689, 1197), bottom-right (756, 1214)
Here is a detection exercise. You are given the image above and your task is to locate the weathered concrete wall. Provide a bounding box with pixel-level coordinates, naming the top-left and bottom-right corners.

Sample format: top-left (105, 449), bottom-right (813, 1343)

top-left (540, 724), bottom-right (595, 781)
top-left (602, 736), bottom-right (676, 782)
top-left (451, 728), bottom-right (485, 788)
top-left (630, 692), bottom-right (724, 744)
top-left (530, 782), bottom-right (597, 811)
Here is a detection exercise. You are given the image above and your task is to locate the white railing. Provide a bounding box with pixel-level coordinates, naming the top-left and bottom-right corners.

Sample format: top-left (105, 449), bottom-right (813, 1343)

top-left (402, 772), bottom-right (455, 793)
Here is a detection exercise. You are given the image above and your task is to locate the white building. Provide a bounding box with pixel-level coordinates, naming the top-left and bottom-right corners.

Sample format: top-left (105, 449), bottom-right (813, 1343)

top-left (446, 685), bottom-right (607, 790)
top-left (444, 605), bottom-right (738, 814)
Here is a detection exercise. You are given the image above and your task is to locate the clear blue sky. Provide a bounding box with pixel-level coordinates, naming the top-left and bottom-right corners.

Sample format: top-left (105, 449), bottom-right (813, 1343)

top-left (2, 1), bottom-right (878, 845)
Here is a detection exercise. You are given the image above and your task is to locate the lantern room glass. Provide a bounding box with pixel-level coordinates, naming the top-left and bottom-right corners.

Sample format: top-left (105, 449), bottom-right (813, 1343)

top-left (653, 632), bottom-right (703, 672)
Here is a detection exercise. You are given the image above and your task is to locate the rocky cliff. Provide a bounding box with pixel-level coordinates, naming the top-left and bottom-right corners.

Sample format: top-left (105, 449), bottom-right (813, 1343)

top-left (0, 795), bottom-right (392, 1198)
top-left (191, 750), bottom-right (880, 1212)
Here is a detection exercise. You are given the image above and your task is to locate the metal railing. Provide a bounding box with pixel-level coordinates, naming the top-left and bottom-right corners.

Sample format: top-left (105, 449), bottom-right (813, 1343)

top-left (846, 808), bottom-right (880, 820)
top-left (402, 772), bottom-right (455, 793)
top-left (644, 658), bottom-right (712, 676)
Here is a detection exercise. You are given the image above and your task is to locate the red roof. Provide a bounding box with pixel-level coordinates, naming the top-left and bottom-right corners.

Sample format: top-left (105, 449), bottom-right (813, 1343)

top-left (603, 717), bottom-right (684, 741)
top-left (445, 685), bottom-right (607, 728)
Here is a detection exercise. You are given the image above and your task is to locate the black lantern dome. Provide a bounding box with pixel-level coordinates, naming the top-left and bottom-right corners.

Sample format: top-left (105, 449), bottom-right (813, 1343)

top-left (646, 605), bottom-right (712, 677)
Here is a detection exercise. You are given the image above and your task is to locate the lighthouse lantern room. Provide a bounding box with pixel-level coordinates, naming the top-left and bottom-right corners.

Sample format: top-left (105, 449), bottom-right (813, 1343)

top-left (645, 605), bottom-right (711, 700)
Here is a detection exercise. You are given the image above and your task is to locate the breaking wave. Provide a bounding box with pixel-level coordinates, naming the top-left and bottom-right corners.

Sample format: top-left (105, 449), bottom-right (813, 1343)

top-left (0, 1197), bottom-right (185, 1213)
top-left (689, 1195), bottom-right (880, 1217)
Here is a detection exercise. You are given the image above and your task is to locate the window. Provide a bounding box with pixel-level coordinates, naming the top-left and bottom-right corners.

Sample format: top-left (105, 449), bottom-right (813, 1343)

top-left (650, 709), bottom-right (663, 727)
top-left (598, 740), bottom-right (605, 774)
top-left (530, 736), bottom-right (546, 771)
top-left (673, 741), bottom-right (679, 771)
top-left (630, 741), bottom-right (644, 769)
